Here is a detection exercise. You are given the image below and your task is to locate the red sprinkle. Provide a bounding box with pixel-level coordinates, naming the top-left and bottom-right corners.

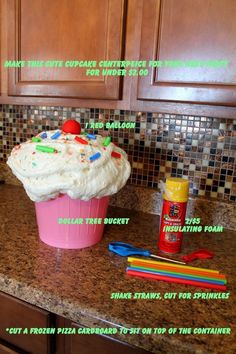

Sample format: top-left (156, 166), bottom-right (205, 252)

top-left (111, 151), bottom-right (121, 159)
top-left (74, 136), bottom-right (88, 145)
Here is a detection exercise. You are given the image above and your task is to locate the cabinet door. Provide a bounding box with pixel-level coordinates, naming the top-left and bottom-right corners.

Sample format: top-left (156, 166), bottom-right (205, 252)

top-left (62, 321), bottom-right (150, 354)
top-left (7, 0), bottom-right (125, 99)
top-left (137, 0), bottom-right (236, 105)
top-left (0, 292), bottom-right (53, 354)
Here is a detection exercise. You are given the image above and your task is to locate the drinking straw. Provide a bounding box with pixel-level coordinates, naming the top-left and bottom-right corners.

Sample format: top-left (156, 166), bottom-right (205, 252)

top-left (103, 137), bottom-right (111, 146)
top-left (40, 132), bottom-right (47, 139)
top-left (89, 152), bottom-right (101, 161)
top-left (126, 269), bottom-right (227, 291)
top-left (87, 134), bottom-right (96, 140)
top-left (36, 145), bottom-right (56, 153)
top-left (32, 137), bottom-right (42, 142)
top-left (51, 131), bottom-right (61, 139)
top-left (74, 136), bottom-right (88, 145)
top-left (128, 257), bottom-right (219, 274)
top-left (111, 151), bottom-right (121, 158)
top-left (129, 264), bottom-right (226, 282)
top-left (127, 266), bottom-right (226, 285)
top-left (128, 262), bottom-right (221, 278)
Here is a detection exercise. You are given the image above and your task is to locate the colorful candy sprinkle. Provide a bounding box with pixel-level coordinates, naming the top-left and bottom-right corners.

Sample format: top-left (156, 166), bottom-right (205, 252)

top-left (89, 152), bottom-right (101, 161)
top-left (87, 134), bottom-right (96, 140)
top-left (74, 136), bottom-right (88, 145)
top-left (32, 137), bottom-right (42, 142)
top-left (51, 131), bottom-right (61, 140)
top-left (103, 136), bottom-right (111, 146)
top-left (36, 145), bottom-right (56, 153)
top-left (82, 132), bottom-right (88, 135)
top-left (111, 151), bottom-right (121, 158)
top-left (40, 132), bottom-right (47, 139)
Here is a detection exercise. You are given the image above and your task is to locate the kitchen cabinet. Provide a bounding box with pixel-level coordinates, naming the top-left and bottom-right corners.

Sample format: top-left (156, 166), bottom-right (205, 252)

top-left (1, 0), bottom-right (236, 117)
top-left (0, 292), bottom-right (150, 354)
top-left (0, 292), bottom-right (53, 354)
top-left (63, 333), bottom-right (148, 354)
top-left (7, 0), bottom-right (126, 100)
top-left (58, 319), bottom-right (150, 354)
top-left (136, 0), bottom-right (236, 106)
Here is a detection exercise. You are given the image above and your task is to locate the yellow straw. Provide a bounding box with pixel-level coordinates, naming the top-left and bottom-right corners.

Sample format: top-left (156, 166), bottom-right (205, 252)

top-left (127, 257), bottom-right (219, 274)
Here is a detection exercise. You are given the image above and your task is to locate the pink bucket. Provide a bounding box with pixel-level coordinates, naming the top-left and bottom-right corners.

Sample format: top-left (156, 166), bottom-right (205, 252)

top-left (34, 194), bottom-right (109, 249)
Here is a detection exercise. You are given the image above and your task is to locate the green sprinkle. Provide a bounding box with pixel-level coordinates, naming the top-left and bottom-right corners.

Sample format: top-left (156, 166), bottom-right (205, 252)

top-left (32, 137), bottom-right (42, 142)
top-left (82, 132), bottom-right (88, 135)
top-left (36, 145), bottom-right (56, 153)
top-left (103, 136), bottom-right (111, 146)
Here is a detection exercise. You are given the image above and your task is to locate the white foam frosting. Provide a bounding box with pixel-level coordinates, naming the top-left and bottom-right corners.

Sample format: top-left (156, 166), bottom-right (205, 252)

top-left (7, 131), bottom-right (131, 202)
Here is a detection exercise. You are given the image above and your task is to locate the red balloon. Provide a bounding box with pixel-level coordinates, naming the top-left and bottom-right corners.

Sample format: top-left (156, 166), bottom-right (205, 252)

top-left (62, 120), bottom-right (81, 134)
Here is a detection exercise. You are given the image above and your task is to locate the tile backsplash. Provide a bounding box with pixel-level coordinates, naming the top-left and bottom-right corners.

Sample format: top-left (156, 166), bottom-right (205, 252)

top-left (0, 104), bottom-right (235, 202)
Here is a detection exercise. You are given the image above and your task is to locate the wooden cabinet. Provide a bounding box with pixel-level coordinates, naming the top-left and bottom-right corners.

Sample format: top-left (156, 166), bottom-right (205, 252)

top-left (7, 0), bottom-right (126, 100)
top-left (1, 0), bottom-right (236, 117)
top-left (59, 319), bottom-right (150, 354)
top-left (0, 292), bottom-right (53, 354)
top-left (0, 292), bottom-right (150, 354)
top-left (137, 0), bottom-right (236, 106)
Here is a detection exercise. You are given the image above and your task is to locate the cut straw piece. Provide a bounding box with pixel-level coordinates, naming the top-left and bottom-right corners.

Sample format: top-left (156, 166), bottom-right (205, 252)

top-left (126, 269), bottom-right (227, 291)
top-left (128, 266), bottom-right (226, 285)
top-left (128, 257), bottom-right (219, 274)
top-left (36, 145), bottom-right (56, 153)
top-left (130, 264), bottom-right (226, 283)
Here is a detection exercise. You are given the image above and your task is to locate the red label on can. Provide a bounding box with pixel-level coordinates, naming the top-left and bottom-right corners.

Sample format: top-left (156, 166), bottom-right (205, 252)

top-left (158, 200), bottom-right (187, 254)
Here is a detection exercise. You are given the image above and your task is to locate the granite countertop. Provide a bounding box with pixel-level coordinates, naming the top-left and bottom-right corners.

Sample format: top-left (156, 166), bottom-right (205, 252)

top-left (0, 185), bottom-right (235, 354)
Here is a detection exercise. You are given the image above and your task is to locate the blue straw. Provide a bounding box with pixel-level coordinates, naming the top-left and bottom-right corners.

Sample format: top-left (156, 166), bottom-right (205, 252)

top-left (89, 152), bottom-right (101, 161)
top-left (87, 134), bottom-right (96, 140)
top-left (51, 131), bottom-right (61, 140)
top-left (40, 132), bottom-right (47, 139)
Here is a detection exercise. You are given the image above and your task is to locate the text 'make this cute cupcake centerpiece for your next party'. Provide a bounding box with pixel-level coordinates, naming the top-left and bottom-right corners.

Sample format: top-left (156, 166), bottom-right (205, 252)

top-left (7, 120), bottom-right (131, 249)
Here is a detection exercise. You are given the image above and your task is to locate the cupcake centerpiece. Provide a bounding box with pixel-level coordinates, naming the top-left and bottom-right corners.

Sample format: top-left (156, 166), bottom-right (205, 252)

top-left (7, 120), bottom-right (131, 249)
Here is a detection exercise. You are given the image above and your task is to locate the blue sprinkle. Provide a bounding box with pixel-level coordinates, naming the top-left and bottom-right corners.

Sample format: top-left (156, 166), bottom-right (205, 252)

top-left (51, 131), bottom-right (61, 140)
top-left (87, 134), bottom-right (96, 140)
top-left (89, 152), bottom-right (101, 162)
top-left (40, 132), bottom-right (47, 139)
